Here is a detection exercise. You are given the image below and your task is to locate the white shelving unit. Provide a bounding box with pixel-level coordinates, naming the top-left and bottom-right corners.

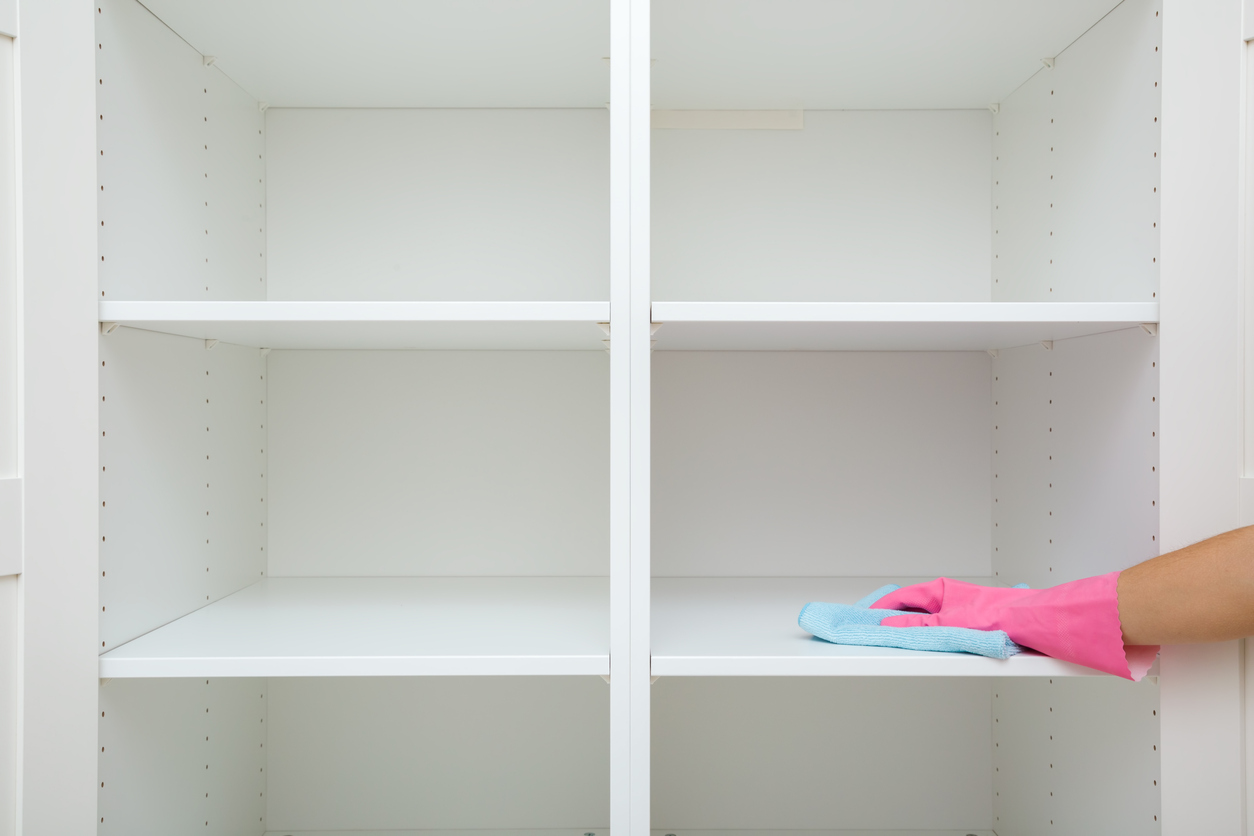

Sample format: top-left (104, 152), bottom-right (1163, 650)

top-left (5, 0), bottom-right (1249, 833)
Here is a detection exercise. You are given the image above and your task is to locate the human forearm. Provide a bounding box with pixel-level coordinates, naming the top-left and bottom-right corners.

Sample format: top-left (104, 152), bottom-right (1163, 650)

top-left (1117, 525), bottom-right (1254, 645)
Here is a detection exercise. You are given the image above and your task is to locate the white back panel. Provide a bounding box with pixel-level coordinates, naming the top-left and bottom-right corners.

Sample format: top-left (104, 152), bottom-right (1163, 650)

top-left (265, 677), bottom-right (608, 830)
top-left (653, 110), bottom-right (992, 302)
top-left (98, 677), bottom-right (267, 836)
top-left (651, 677), bottom-right (991, 829)
top-left (993, 677), bottom-right (1160, 834)
top-left (100, 327), bottom-right (266, 649)
top-left (652, 351), bottom-right (991, 577)
top-left (267, 351), bottom-right (608, 577)
top-left (992, 0), bottom-right (1161, 301)
top-left (265, 109), bottom-right (608, 302)
top-left (992, 327), bottom-right (1158, 587)
top-left (97, 0), bottom-right (266, 300)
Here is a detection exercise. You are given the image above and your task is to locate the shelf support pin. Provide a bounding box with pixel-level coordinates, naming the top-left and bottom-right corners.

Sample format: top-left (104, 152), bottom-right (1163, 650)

top-left (1042, 57), bottom-right (1055, 69)
top-left (651, 676), bottom-right (660, 685)
top-left (987, 348), bottom-right (999, 359)
top-left (988, 103), bottom-right (1000, 114)
top-left (203, 55), bottom-right (216, 67)
top-left (100, 321), bottom-right (119, 335)
top-left (599, 674), bottom-right (610, 684)
top-left (205, 339), bottom-right (219, 351)
top-left (259, 347), bottom-right (271, 357)
top-left (1140, 323), bottom-right (1158, 337)
top-left (1040, 340), bottom-right (1054, 351)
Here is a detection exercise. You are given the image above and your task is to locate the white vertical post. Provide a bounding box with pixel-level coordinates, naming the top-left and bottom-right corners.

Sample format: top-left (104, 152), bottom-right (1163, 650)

top-left (1161, 0), bottom-right (1246, 832)
top-left (16, 0), bottom-right (99, 831)
top-left (627, 0), bottom-right (651, 834)
top-left (609, 0), bottom-right (632, 835)
top-left (0, 31), bottom-right (18, 836)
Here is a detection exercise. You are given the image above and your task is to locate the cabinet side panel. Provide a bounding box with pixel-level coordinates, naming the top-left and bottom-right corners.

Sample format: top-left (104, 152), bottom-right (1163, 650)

top-left (992, 68), bottom-right (1053, 300)
top-left (96, 0), bottom-right (265, 301)
top-left (652, 351), bottom-right (991, 577)
top-left (205, 66), bottom-right (266, 299)
top-left (265, 677), bottom-right (608, 830)
top-left (992, 327), bottom-right (1159, 587)
top-left (993, 0), bottom-right (1162, 301)
top-left (100, 328), bottom-right (266, 649)
top-left (206, 342), bottom-right (267, 598)
top-left (651, 677), bottom-right (992, 830)
top-left (994, 677), bottom-right (1160, 835)
top-left (99, 678), bottom-right (266, 836)
top-left (265, 108), bottom-right (609, 301)
top-left (266, 350), bottom-right (608, 576)
top-left (653, 110), bottom-right (992, 302)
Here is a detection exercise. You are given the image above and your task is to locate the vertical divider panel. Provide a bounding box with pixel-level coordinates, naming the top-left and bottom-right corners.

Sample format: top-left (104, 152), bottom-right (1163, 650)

top-left (1159, 0), bottom-right (1246, 831)
top-left (609, 1), bottom-right (634, 835)
top-left (624, 0), bottom-right (651, 834)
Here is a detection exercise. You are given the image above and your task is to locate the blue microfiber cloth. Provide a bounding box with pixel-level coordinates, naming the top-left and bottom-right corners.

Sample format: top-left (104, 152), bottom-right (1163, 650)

top-left (798, 589), bottom-right (1024, 661)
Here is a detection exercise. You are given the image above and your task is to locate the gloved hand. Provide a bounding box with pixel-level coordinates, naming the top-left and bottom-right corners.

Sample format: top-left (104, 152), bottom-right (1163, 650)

top-left (869, 573), bottom-right (1158, 680)
top-left (798, 588), bottom-right (1021, 661)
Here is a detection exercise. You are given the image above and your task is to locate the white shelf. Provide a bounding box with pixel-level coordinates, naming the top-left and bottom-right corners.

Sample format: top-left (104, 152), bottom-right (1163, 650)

top-left (652, 577), bottom-right (1114, 677)
top-left (99, 577), bottom-right (609, 678)
top-left (98, 301), bottom-right (611, 350)
top-left (650, 302), bottom-right (1160, 351)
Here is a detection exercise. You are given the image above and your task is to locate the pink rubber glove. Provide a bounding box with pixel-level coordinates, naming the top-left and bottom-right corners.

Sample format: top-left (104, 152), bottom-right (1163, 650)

top-left (872, 573), bottom-right (1158, 680)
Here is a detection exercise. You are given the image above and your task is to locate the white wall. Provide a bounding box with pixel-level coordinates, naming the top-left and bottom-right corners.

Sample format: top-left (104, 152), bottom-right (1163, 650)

top-left (992, 0), bottom-right (1161, 302)
top-left (652, 109), bottom-right (992, 302)
top-left (97, 0), bottom-right (266, 301)
top-left (267, 350), bottom-right (609, 577)
top-left (265, 108), bottom-right (609, 302)
top-left (652, 351), bottom-right (992, 577)
top-left (651, 677), bottom-right (992, 830)
top-left (265, 677), bottom-right (609, 830)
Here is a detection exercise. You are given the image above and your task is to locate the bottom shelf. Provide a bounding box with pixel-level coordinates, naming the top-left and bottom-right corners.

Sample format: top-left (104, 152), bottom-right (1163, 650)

top-left (652, 577), bottom-right (1125, 677)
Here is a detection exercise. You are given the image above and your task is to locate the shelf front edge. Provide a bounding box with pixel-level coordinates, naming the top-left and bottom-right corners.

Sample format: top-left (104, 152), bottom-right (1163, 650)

top-left (649, 654), bottom-right (1103, 677)
top-left (99, 300), bottom-right (612, 323)
top-left (99, 654), bottom-right (610, 679)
